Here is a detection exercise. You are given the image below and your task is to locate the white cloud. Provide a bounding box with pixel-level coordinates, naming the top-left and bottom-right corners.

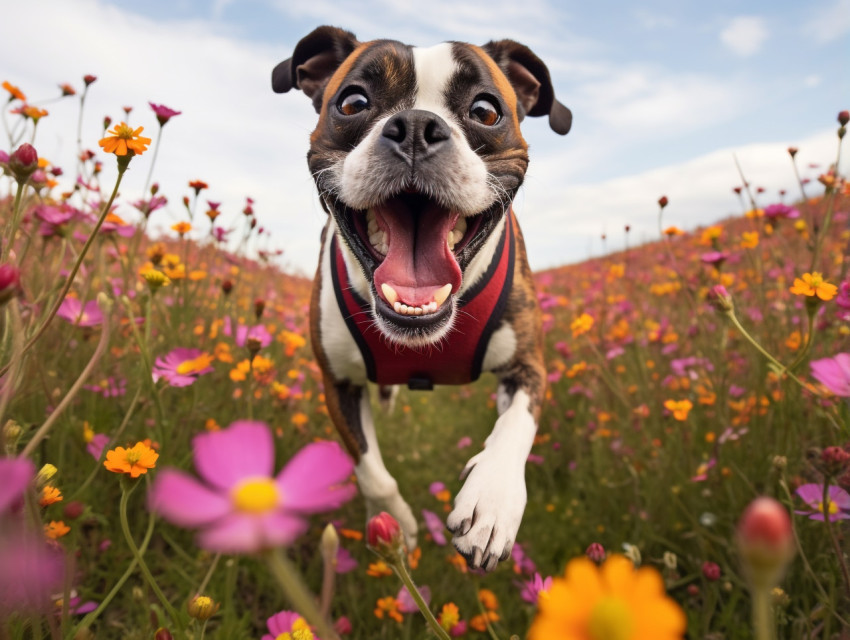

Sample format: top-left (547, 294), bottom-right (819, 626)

top-left (720, 16), bottom-right (768, 57)
top-left (804, 0), bottom-right (850, 43)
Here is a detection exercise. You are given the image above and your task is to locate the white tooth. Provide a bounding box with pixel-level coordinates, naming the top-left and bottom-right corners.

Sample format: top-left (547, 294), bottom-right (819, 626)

top-left (454, 216), bottom-right (467, 233)
top-left (394, 301), bottom-right (401, 313)
top-left (369, 231), bottom-right (382, 244)
top-left (382, 283), bottom-right (398, 305)
top-left (379, 243), bottom-right (388, 254)
top-left (414, 306), bottom-right (423, 315)
top-left (433, 284), bottom-right (452, 308)
top-left (400, 304), bottom-right (409, 314)
top-left (428, 302), bottom-right (437, 313)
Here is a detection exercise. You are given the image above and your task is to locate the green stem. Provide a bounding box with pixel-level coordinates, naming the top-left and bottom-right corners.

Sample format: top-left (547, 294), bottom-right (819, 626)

top-left (142, 126), bottom-right (163, 199)
top-left (821, 480), bottom-right (850, 602)
top-left (19, 298), bottom-right (111, 459)
top-left (389, 549), bottom-right (451, 640)
top-left (752, 588), bottom-right (774, 640)
top-left (266, 548), bottom-right (339, 640)
top-left (196, 552), bottom-right (222, 597)
top-left (2, 179), bottom-right (26, 263)
top-left (67, 503), bottom-right (157, 639)
top-left (0, 160), bottom-right (129, 377)
top-left (809, 134), bottom-right (844, 272)
top-left (119, 479), bottom-right (183, 632)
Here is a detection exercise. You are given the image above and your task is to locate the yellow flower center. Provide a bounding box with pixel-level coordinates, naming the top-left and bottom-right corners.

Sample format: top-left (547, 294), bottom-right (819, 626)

top-left (232, 478), bottom-right (280, 513)
top-left (113, 123), bottom-right (135, 139)
top-left (125, 449), bottom-right (142, 465)
top-left (274, 618), bottom-right (313, 640)
top-left (176, 355), bottom-right (212, 375)
top-left (818, 500), bottom-right (839, 515)
top-left (588, 597), bottom-right (633, 640)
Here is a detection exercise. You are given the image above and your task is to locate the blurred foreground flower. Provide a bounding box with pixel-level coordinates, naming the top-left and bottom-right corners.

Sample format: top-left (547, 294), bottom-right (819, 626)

top-left (736, 497), bottom-right (794, 590)
top-left (810, 353), bottom-right (850, 397)
top-left (56, 297), bottom-right (103, 327)
top-left (152, 347), bottom-right (214, 387)
top-left (528, 555), bottom-right (686, 640)
top-left (262, 609), bottom-right (317, 640)
top-left (149, 421), bottom-right (356, 553)
top-left (98, 122), bottom-right (151, 156)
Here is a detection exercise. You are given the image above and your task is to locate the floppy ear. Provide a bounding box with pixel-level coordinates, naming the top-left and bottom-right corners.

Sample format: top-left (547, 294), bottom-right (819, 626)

top-left (481, 39), bottom-right (572, 135)
top-left (271, 26), bottom-right (360, 113)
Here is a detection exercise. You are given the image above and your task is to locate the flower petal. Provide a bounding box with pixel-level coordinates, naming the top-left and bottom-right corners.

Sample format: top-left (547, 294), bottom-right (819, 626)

top-left (193, 421), bottom-right (274, 491)
top-left (196, 513), bottom-right (265, 554)
top-left (148, 469), bottom-right (231, 527)
top-left (0, 458), bottom-right (34, 513)
top-left (276, 441), bottom-right (356, 513)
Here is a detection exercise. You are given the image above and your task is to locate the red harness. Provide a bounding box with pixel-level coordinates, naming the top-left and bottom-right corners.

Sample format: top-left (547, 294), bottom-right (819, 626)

top-left (331, 209), bottom-right (516, 390)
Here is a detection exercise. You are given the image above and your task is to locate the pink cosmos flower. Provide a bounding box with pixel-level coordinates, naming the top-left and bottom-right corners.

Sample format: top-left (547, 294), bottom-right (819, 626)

top-left (149, 102), bottom-right (182, 126)
top-left (519, 572), bottom-right (553, 603)
top-left (810, 353), bottom-right (850, 397)
top-left (428, 481), bottom-right (446, 496)
top-left (152, 348), bottom-right (214, 387)
top-left (422, 509), bottom-right (447, 546)
top-left (57, 298), bottom-right (103, 327)
top-left (795, 483), bottom-right (850, 521)
top-left (335, 546), bottom-right (357, 573)
top-left (456, 436), bottom-right (472, 449)
top-left (86, 433), bottom-right (110, 460)
top-left (261, 610), bottom-right (319, 640)
top-left (396, 584), bottom-right (431, 613)
top-left (236, 323), bottom-right (272, 350)
top-left (763, 203), bottom-right (800, 220)
top-left (0, 457), bottom-right (34, 514)
top-left (149, 421), bottom-right (356, 553)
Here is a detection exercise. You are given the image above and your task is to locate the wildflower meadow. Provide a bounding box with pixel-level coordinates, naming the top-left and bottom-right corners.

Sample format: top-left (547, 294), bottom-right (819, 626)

top-left (0, 73), bottom-right (849, 640)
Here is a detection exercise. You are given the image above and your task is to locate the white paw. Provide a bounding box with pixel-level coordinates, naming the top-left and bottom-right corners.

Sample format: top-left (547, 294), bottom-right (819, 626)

top-left (366, 492), bottom-right (419, 551)
top-left (446, 449), bottom-right (527, 571)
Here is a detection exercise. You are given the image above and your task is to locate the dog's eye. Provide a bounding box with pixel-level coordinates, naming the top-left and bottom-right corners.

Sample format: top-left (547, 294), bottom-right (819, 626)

top-left (338, 91), bottom-right (369, 116)
top-left (469, 97), bottom-right (501, 126)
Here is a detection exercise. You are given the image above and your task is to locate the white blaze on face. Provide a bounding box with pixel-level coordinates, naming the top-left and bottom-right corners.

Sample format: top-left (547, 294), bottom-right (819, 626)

top-left (338, 43), bottom-right (493, 215)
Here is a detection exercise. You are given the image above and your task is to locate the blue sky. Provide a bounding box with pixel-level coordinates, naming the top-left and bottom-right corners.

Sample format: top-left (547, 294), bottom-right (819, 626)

top-left (2, 0), bottom-right (848, 273)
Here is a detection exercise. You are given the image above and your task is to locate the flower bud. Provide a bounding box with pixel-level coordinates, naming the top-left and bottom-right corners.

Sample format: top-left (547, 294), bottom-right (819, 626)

top-left (9, 143), bottom-right (39, 182)
top-left (736, 497), bottom-right (794, 590)
top-left (585, 542), bottom-right (606, 563)
top-left (787, 147), bottom-right (798, 158)
top-left (367, 511), bottom-right (405, 554)
top-left (63, 500), bottom-right (85, 520)
top-left (154, 628), bottom-right (173, 640)
top-left (658, 195), bottom-right (668, 209)
top-left (702, 561), bottom-right (721, 581)
top-left (321, 523), bottom-right (340, 567)
top-left (0, 264), bottom-right (22, 306)
top-left (36, 463), bottom-right (58, 487)
top-left (707, 284), bottom-right (734, 313)
top-left (254, 298), bottom-right (265, 319)
top-left (187, 595), bottom-right (220, 621)
top-left (839, 110), bottom-right (849, 126)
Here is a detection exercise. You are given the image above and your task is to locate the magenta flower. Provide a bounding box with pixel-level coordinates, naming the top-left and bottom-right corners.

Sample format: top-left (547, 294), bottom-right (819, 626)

top-left (235, 323), bottom-right (273, 350)
top-left (0, 526), bottom-right (64, 617)
top-left (795, 484), bottom-right (850, 521)
top-left (422, 509), bottom-right (447, 546)
top-left (428, 481), bottom-right (446, 496)
top-left (811, 353), bottom-right (850, 397)
top-left (261, 610), bottom-right (319, 640)
top-left (152, 348), bottom-right (214, 387)
top-left (0, 457), bottom-right (34, 514)
top-left (335, 546), bottom-right (357, 573)
top-left (56, 297), bottom-right (103, 327)
top-left (763, 203), bottom-right (800, 220)
top-left (149, 102), bottom-right (182, 126)
top-left (86, 433), bottom-right (110, 460)
top-left (396, 584), bottom-right (431, 613)
top-left (149, 421), bottom-right (356, 553)
top-left (519, 572), bottom-right (553, 604)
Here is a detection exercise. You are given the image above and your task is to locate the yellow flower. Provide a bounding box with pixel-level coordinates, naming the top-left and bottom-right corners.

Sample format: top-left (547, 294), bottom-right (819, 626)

top-left (140, 267), bottom-right (171, 290)
top-left (662, 226), bottom-right (685, 237)
top-left (740, 231), bottom-right (759, 249)
top-left (571, 313), bottom-right (594, 338)
top-left (98, 122), bottom-right (152, 156)
top-left (789, 272), bottom-right (837, 301)
top-left (438, 603), bottom-right (460, 631)
top-left (103, 441), bottom-right (159, 478)
top-left (529, 555), bottom-right (686, 640)
top-left (663, 399), bottom-right (693, 422)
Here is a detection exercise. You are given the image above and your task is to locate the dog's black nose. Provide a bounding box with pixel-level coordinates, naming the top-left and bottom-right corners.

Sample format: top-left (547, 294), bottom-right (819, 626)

top-left (380, 109), bottom-right (451, 163)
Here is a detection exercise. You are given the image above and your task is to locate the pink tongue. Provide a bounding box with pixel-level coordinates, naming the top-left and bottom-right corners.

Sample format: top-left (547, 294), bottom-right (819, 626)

top-left (373, 200), bottom-right (462, 307)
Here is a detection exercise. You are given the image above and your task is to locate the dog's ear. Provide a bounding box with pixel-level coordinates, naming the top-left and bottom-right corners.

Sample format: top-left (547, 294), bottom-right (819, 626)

top-left (272, 26), bottom-right (360, 113)
top-left (482, 40), bottom-right (572, 135)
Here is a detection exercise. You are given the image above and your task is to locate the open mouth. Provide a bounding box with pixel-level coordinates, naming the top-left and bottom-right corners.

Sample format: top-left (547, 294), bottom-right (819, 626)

top-left (332, 191), bottom-right (501, 325)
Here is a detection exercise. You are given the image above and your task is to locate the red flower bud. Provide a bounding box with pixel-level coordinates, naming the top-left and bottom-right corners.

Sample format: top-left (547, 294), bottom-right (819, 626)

top-left (9, 143), bottom-right (39, 181)
top-left (702, 561), bottom-right (721, 581)
top-left (0, 264), bottom-right (22, 306)
top-left (367, 511), bottom-right (404, 550)
top-left (787, 147), bottom-right (798, 158)
top-left (154, 628), bottom-right (173, 640)
top-left (839, 110), bottom-right (849, 126)
top-left (83, 74), bottom-right (97, 86)
top-left (221, 280), bottom-right (233, 295)
top-left (254, 298), bottom-right (266, 319)
top-left (63, 500), bottom-right (85, 520)
top-left (658, 195), bottom-right (669, 208)
top-left (585, 542), bottom-right (606, 563)
top-left (736, 497), bottom-right (794, 589)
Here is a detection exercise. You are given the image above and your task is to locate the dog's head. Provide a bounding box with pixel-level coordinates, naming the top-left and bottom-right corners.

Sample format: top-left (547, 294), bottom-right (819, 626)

top-left (273, 26), bottom-right (570, 347)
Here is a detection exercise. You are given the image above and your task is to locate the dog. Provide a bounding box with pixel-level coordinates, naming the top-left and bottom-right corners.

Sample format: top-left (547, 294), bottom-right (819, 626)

top-left (272, 26), bottom-right (571, 571)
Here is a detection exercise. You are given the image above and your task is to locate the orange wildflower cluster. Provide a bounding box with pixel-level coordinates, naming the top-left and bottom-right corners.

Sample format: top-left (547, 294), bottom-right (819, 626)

top-left (373, 596), bottom-right (403, 623)
top-left (103, 441), bottom-right (159, 478)
top-left (789, 271), bottom-right (837, 301)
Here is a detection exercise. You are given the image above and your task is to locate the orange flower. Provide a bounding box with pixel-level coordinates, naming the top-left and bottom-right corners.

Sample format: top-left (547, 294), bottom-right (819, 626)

top-left (571, 313), bottom-right (594, 338)
top-left (45, 521), bottom-right (70, 539)
top-left (438, 603), bottom-right (461, 631)
top-left (663, 226), bottom-right (685, 237)
top-left (740, 231), bottom-right (759, 249)
top-left (789, 272), bottom-right (837, 301)
top-left (98, 122), bottom-right (152, 156)
top-left (2, 80), bottom-right (26, 101)
top-left (171, 221), bottom-right (192, 235)
top-left (374, 596), bottom-right (403, 623)
top-left (478, 588), bottom-right (499, 611)
top-left (663, 399), bottom-right (693, 421)
top-left (366, 561), bottom-right (393, 578)
top-left (22, 105), bottom-right (48, 122)
top-left (470, 611), bottom-right (500, 632)
top-left (103, 441), bottom-right (159, 478)
top-left (39, 485), bottom-right (63, 507)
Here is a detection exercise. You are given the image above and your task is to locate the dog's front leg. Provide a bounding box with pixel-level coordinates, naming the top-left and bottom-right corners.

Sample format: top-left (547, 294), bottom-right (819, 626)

top-left (323, 376), bottom-right (419, 549)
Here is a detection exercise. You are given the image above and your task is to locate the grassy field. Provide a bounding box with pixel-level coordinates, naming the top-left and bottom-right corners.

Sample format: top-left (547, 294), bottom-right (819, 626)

top-left (1, 78), bottom-right (849, 639)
